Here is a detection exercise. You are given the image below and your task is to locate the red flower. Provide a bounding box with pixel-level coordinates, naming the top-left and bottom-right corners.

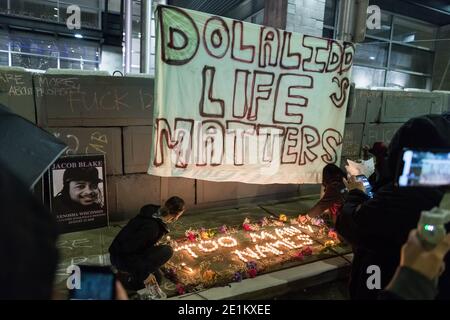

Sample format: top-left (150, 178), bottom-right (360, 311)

top-left (301, 246), bottom-right (313, 256)
top-left (243, 224), bottom-right (252, 231)
top-left (248, 268), bottom-right (257, 278)
top-left (176, 283), bottom-right (185, 295)
top-left (187, 233), bottom-right (197, 242)
top-left (328, 230), bottom-right (338, 240)
top-left (295, 252), bottom-right (304, 260)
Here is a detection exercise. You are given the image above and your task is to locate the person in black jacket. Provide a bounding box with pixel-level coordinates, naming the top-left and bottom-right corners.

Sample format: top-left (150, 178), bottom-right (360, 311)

top-left (109, 196), bottom-right (185, 290)
top-left (336, 114), bottom-right (450, 299)
top-left (0, 160), bottom-right (58, 299)
top-left (298, 164), bottom-right (347, 224)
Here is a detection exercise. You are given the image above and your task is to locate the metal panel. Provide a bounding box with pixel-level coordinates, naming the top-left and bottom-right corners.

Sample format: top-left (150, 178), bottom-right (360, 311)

top-left (48, 127), bottom-right (123, 175)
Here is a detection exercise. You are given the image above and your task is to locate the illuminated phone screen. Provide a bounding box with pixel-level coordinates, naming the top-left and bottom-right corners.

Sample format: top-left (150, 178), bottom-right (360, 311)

top-left (398, 150), bottom-right (450, 187)
top-left (355, 175), bottom-right (374, 198)
top-left (69, 266), bottom-right (115, 300)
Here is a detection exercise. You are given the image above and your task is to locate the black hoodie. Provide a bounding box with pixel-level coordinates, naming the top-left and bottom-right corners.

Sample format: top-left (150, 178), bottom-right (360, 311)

top-left (109, 204), bottom-right (169, 258)
top-left (336, 114), bottom-right (450, 299)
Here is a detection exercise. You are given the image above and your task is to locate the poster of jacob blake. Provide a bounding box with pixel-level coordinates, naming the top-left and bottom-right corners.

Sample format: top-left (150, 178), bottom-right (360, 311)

top-left (50, 154), bottom-right (108, 233)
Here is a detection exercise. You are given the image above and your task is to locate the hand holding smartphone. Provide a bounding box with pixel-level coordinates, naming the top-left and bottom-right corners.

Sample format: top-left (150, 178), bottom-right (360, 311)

top-left (69, 265), bottom-right (116, 300)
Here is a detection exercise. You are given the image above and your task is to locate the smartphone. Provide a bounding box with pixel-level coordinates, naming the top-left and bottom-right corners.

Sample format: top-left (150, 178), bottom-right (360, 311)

top-left (396, 148), bottom-right (450, 187)
top-left (69, 265), bottom-right (116, 300)
top-left (355, 175), bottom-right (374, 198)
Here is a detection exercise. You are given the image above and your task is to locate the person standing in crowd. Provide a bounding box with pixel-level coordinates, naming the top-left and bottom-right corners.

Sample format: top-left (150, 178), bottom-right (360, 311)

top-left (336, 114), bottom-right (450, 299)
top-left (109, 197), bottom-right (186, 291)
top-left (0, 160), bottom-right (58, 300)
top-left (298, 164), bottom-right (347, 224)
top-left (364, 142), bottom-right (389, 192)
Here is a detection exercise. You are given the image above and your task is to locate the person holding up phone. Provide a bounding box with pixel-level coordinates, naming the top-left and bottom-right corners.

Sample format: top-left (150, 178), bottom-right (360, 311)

top-left (335, 113), bottom-right (450, 300)
top-left (298, 164), bottom-right (347, 225)
top-left (109, 196), bottom-right (186, 291)
top-left (381, 229), bottom-right (450, 300)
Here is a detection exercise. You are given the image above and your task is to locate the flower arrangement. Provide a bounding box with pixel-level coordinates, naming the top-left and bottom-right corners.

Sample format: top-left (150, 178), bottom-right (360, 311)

top-left (233, 271), bottom-right (243, 282)
top-left (301, 246), bottom-right (313, 256)
top-left (176, 283), bottom-right (185, 295)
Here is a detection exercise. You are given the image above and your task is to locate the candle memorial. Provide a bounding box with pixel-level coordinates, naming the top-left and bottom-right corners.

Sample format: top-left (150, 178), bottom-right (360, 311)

top-left (163, 215), bottom-right (344, 293)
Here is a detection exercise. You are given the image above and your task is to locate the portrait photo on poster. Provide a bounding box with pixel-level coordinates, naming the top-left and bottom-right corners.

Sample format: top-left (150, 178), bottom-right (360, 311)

top-left (49, 154), bottom-right (108, 233)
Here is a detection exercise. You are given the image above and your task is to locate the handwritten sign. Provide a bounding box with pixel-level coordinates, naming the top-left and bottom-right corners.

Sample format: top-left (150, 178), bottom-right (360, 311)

top-left (148, 6), bottom-right (354, 184)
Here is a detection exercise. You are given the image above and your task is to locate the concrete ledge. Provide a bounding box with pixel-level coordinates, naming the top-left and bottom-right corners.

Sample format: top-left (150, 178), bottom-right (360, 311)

top-left (167, 256), bottom-right (350, 300)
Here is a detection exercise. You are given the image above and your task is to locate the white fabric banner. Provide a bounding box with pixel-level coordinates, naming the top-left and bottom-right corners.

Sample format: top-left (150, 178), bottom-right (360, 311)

top-left (148, 5), bottom-right (354, 184)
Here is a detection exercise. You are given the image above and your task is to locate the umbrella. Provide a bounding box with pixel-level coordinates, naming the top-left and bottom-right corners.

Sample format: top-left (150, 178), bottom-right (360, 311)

top-left (0, 103), bottom-right (67, 189)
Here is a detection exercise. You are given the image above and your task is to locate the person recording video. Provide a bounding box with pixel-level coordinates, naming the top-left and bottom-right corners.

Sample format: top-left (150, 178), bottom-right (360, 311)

top-left (382, 229), bottom-right (450, 300)
top-left (298, 164), bottom-right (347, 224)
top-left (336, 113), bottom-right (450, 300)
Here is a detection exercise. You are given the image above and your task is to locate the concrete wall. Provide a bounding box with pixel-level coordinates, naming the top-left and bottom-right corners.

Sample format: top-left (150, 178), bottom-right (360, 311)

top-left (341, 89), bottom-right (450, 164)
top-left (3, 68), bottom-right (450, 223)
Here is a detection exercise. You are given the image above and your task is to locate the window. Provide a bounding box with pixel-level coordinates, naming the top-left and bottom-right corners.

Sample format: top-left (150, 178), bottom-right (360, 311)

top-left (323, 0), bottom-right (336, 38)
top-left (11, 54), bottom-right (57, 70)
top-left (6, 0), bottom-right (101, 29)
top-left (0, 52), bottom-right (8, 66)
top-left (389, 44), bottom-right (433, 75)
top-left (1, 30), bottom-right (100, 71)
top-left (386, 71), bottom-right (430, 89)
top-left (244, 9), bottom-right (264, 25)
top-left (324, 0), bottom-right (337, 27)
top-left (393, 17), bottom-right (436, 50)
top-left (352, 66), bottom-right (386, 88)
top-left (354, 39), bottom-right (389, 68)
top-left (320, 0), bottom-right (437, 90)
top-left (366, 12), bottom-right (392, 39)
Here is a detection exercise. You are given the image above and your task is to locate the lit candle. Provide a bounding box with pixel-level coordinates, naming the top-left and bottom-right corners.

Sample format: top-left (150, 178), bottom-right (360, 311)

top-left (180, 262), bottom-right (193, 273)
top-left (217, 236), bottom-right (238, 248)
top-left (197, 240), bottom-right (219, 253)
top-left (174, 244), bottom-right (198, 258)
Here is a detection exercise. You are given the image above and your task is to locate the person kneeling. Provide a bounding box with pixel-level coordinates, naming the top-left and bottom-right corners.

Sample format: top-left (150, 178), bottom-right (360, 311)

top-left (109, 196), bottom-right (185, 291)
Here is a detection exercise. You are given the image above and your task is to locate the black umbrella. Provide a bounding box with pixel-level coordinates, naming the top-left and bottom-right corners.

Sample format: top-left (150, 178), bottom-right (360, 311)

top-left (0, 103), bottom-right (67, 189)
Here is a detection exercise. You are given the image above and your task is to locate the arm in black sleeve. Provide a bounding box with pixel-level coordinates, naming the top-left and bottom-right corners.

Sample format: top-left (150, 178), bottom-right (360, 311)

top-left (119, 221), bottom-right (160, 254)
top-left (380, 267), bottom-right (437, 300)
top-left (335, 189), bottom-right (372, 246)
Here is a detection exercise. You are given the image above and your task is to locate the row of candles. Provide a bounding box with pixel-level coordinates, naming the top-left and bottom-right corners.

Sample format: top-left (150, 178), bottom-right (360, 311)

top-left (174, 226), bottom-right (315, 262)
